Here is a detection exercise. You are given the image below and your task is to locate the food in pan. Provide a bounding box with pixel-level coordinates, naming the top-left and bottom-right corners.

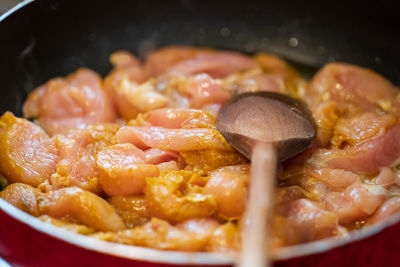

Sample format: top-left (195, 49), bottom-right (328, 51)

top-left (1, 46), bottom-right (399, 252)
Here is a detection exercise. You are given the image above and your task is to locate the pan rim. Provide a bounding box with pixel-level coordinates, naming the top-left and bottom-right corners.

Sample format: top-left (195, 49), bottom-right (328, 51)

top-left (0, 0), bottom-right (34, 23)
top-left (1, 197), bottom-right (400, 265)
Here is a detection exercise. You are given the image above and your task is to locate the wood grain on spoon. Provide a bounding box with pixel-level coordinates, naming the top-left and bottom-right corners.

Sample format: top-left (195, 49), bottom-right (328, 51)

top-left (240, 142), bottom-right (276, 267)
top-left (216, 92), bottom-right (316, 267)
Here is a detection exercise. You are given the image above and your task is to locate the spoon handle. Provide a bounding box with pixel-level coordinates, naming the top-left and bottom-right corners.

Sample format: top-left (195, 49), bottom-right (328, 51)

top-left (238, 142), bottom-right (276, 267)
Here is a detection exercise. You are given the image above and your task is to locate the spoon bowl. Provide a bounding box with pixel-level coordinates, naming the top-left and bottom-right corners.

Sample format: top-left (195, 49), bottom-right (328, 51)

top-left (216, 91), bottom-right (316, 162)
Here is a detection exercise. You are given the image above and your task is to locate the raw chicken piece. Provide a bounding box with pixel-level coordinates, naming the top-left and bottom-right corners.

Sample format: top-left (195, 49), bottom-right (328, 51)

top-left (345, 182), bottom-right (387, 214)
top-left (119, 82), bottom-right (168, 113)
top-left (145, 74), bottom-right (230, 111)
top-left (374, 167), bottom-right (398, 187)
top-left (0, 112), bottom-right (58, 187)
top-left (284, 166), bottom-right (387, 224)
top-left (96, 143), bottom-right (159, 196)
top-left (303, 170), bottom-right (387, 224)
top-left (168, 51), bottom-right (259, 78)
top-left (147, 108), bottom-right (215, 129)
top-left (51, 135), bottom-right (101, 194)
top-left (286, 199), bottom-right (340, 242)
top-left (146, 108), bottom-right (215, 129)
top-left (23, 68), bottom-right (117, 135)
top-left (312, 121), bottom-right (400, 174)
top-left (271, 199), bottom-right (342, 246)
top-left (50, 124), bottom-right (120, 194)
top-left (144, 148), bottom-right (179, 165)
top-left (273, 186), bottom-right (307, 216)
top-left (333, 182), bottom-right (387, 223)
top-left (223, 68), bottom-right (290, 96)
top-left (63, 124), bottom-right (120, 155)
top-left (206, 222), bottom-right (241, 252)
top-left (310, 168), bottom-right (358, 190)
top-left (145, 170), bottom-right (217, 223)
top-left (204, 165), bottom-right (249, 218)
top-left (108, 195), bottom-right (150, 228)
top-left (104, 51), bottom-right (149, 120)
top-left (183, 74), bottom-right (231, 108)
top-left (307, 63), bottom-right (399, 113)
top-left (331, 112), bottom-right (396, 148)
top-left (145, 46), bottom-right (212, 77)
top-left (367, 197), bottom-right (400, 225)
top-left (116, 126), bottom-right (229, 151)
top-left (0, 183), bottom-right (40, 216)
top-left (38, 187), bottom-right (126, 232)
top-left (106, 77), bottom-right (168, 120)
top-left (180, 149), bottom-right (247, 172)
top-left (157, 161), bottom-right (180, 172)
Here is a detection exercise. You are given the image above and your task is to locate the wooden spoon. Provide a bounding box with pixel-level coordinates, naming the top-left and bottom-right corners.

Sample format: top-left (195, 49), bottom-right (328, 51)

top-left (216, 91), bottom-right (316, 267)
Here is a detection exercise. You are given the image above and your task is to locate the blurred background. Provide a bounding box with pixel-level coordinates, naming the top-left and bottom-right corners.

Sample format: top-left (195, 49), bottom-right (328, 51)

top-left (0, 0), bottom-right (21, 14)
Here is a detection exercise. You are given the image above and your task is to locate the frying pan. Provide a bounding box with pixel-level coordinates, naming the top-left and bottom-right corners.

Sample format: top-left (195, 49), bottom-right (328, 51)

top-left (1, 0), bottom-right (400, 266)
